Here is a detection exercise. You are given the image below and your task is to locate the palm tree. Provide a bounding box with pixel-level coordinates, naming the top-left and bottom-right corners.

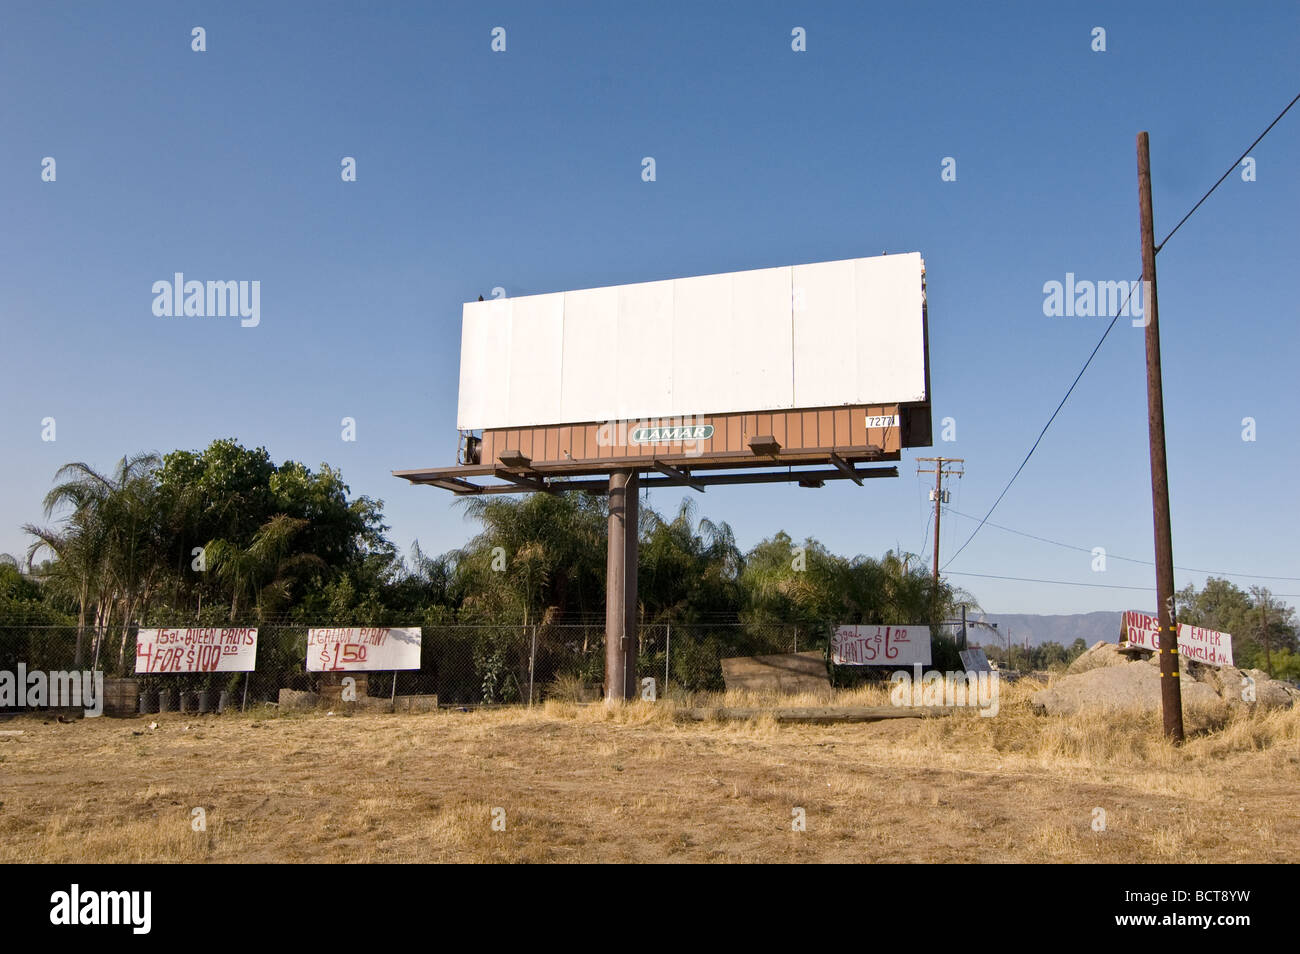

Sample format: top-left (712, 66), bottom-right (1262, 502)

top-left (640, 497), bottom-right (742, 623)
top-left (24, 455), bottom-right (161, 665)
top-left (455, 492), bottom-right (606, 624)
top-left (23, 520), bottom-right (103, 665)
top-left (205, 514), bottom-right (324, 619)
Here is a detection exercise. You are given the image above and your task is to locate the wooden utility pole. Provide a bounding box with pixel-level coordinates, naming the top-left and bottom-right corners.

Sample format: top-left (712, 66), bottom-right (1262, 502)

top-left (605, 470), bottom-right (639, 701)
top-left (1138, 131), bottom-right (1184, 743)
top-left (916, 457), bottom-right (964, 580)
top-left (1252, 586), bottom-right (1273, 676)
top-left (1263, 599), bottom-right (1272, 676)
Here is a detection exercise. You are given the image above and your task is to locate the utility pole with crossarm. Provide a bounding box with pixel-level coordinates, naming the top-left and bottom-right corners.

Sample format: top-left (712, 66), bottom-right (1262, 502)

top-left (916, 457), bottom-right (964, 580)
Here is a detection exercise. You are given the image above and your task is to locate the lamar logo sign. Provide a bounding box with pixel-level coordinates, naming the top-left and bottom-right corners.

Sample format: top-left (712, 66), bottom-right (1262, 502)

top-left (629, 425), bottom-right (714, 444)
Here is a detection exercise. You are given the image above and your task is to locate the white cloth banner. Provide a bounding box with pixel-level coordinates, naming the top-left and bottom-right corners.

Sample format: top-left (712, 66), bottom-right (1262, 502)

top-left (831, 624), bottom-right (932, 666)
top-left (1121, 611), bottom-right (1233, 667)
top-left (307, 627), bottom-right (422, 671)
top-left (135, 628), bottom-right (258, 673)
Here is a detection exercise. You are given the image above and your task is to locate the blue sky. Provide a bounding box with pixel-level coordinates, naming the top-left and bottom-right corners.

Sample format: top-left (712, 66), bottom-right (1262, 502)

top-left (2, 1), bottom-right (1297, 615)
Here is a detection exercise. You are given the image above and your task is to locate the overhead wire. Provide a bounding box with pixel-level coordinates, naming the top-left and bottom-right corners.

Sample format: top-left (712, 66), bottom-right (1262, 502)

top-left (941, 90), bottom-right (1300, 572)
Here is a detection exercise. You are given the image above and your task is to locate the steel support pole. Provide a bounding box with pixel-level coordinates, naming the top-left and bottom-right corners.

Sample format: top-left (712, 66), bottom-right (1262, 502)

top-left (605, 470), bottom-right (639, 701)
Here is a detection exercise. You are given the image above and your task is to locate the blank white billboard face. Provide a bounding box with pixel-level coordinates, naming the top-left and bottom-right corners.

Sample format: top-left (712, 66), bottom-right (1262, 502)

top-left (456, 252), bottom-right (926, 430)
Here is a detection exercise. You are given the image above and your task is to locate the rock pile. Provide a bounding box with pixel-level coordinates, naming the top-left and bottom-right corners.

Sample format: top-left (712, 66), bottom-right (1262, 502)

top-left (1031, 641), bottom-right (1300, 715)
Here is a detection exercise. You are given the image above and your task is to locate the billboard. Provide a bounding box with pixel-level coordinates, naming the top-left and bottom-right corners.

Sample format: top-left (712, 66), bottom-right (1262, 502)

top-left (830, 624), bottom-right (933, 666)
top-left (135, 628), bottom-right (258, 673)
top-left (457, 253), bottom-right (927, 431)
top-left (306, 627), bottom-right (422, 672)
top-left (1121, 611), bottom-right (1234, 667)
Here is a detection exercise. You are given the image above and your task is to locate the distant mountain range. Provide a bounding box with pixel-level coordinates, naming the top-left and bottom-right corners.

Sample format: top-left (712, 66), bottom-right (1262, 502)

top-left (961, 611), bottom-right (1122, 649)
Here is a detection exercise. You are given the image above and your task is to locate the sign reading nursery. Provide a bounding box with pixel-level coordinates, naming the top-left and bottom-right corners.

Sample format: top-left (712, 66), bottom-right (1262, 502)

top-left (135, 628), bottom-right (258, 673)
top-left (831, 624), bottom-right (932, 666)
top-left (307, 627), bottom-right (422, 672)
top-left (1121, 611), bottom-right (1234, 667)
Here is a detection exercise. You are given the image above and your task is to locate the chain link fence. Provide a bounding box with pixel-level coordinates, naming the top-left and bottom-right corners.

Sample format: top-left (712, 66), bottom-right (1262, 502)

top-left (0, 620), bottom-right (827, 713)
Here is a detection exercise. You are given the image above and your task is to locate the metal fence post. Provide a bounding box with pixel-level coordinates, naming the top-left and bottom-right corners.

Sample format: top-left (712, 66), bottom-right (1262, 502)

top-left (663, 622), bottom-right (671, 694)
top-left (528, 623), bottom-right (537, 705)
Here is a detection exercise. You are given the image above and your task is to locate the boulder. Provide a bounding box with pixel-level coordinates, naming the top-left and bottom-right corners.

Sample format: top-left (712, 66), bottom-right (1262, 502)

top-left (1035, 652), bottom-right (1300, 715)
top-left (1032, 661), bottom-right (1219, 715)
top-left (1065, 641), bottom-right (1130, 675)
top-left (1242, 668), bottom-right (1300, 709)
top-left (1187, 664), bottom-right (1297, 709)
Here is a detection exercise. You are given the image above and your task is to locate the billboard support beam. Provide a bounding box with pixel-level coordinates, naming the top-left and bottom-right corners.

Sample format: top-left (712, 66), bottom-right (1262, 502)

top-left (828, 453), bottom-right (863, 486)
top-left (652, 460), bottom-right (705, 493)
top-left (397, 463), bottom-right (900, 494)
top-left (605, 470), bottom-right (639, 702)
top-left (492, 469), bottom-right (550, 493)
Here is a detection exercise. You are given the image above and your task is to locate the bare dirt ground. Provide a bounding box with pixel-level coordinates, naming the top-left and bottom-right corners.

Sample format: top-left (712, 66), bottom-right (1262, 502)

top-left (2, 682), bottom-right (1296, 863)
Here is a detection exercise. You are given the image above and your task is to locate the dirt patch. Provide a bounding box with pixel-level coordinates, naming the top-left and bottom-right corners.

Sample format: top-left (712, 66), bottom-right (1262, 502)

top-left (1, 692), bottom-right (1296, 863)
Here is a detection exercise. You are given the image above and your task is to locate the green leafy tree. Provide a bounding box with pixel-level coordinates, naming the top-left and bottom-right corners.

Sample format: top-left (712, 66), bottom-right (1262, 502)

top-left (1177, 578), bottom-right (1298, 674)
top-left (640, 498), bottom-right (742, 623)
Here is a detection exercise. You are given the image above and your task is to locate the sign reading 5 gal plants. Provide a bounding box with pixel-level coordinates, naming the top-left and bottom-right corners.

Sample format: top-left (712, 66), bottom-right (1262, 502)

top-left (831, 624), bottom-right (932, 666)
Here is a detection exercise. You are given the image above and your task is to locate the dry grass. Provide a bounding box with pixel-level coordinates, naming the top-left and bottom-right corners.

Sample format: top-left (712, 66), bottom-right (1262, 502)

top-left (1, 682), bottom-right (1296, 863)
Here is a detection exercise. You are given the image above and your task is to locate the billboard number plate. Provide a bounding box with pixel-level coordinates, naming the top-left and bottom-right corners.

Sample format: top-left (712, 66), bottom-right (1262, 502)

top-left (866, 414), bottom-right (899, 428)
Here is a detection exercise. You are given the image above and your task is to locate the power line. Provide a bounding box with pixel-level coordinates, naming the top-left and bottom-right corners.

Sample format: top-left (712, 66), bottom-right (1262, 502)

top-left (1156, 91), bottom-right (1300, 253)
top-left (942, 90), bottom-right (1300, 572)
top-left (947, 570), bottom-right (1155, 591)
top-left (941, 282), bottom-right (1135, 570)
top-left (946, 508), bottom-right (1300, 583)
top-left (944, 569), bottom-right (1300, 599)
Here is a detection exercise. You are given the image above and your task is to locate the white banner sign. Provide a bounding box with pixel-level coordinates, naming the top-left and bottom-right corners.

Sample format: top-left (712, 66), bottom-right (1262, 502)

top-left (1121, 611), bottom-right (1234, 667)
top-left (1175, 624), bottom-right (1234, 667)
top-left (1122, 611), bottom-right (1162, 651)
top-left (831, 624), bottom-right (932, 666)
top-left (135, 628), bottom-right (258, 673)
top-left (307, 627), bottom-right (422, 672)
